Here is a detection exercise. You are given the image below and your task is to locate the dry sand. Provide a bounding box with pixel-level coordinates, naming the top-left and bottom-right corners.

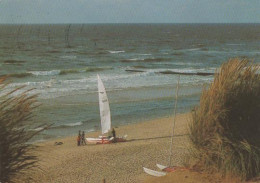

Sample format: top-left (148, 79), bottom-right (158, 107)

top-left (14, 113), bottom-right (191, 183)
top-left (14, 112), bottom-right (260, 183)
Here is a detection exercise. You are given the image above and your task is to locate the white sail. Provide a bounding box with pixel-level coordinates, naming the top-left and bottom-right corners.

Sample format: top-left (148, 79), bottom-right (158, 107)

top-left (97, 75), bottom-right (111, 134)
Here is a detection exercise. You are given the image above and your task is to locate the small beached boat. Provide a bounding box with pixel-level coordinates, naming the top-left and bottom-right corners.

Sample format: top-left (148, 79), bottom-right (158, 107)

top-left (86, 75), bottom-right (127, 144)
top-left (143, 75), bottom-right (182, 176)
top-left (143, 167), bottom-right (166, 177)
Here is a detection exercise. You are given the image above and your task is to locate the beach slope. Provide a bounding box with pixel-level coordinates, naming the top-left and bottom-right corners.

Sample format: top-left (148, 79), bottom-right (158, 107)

top-left (14, 113), bottom-right (190, 183)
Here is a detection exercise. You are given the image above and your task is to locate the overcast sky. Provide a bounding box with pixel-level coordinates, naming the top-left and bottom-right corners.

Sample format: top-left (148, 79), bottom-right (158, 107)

top-left (0, 0), bottom-right (259, 24)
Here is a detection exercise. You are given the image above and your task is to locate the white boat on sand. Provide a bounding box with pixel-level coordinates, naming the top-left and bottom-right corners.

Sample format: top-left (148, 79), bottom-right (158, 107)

top-left (86, 75), bottom-right (127, 144)
top-left (143, 167), bottom-right (166, 177)
top-left (143, 76), bottom-right (184, 176)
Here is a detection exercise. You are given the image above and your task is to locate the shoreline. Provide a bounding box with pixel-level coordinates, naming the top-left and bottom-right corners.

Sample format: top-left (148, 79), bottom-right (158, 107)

top-left (33, 110), bottom-right (187, 144)
top-left (15, 112), bottom-right (192, 183)
top-left (36, 112), bottom-right (189, 145)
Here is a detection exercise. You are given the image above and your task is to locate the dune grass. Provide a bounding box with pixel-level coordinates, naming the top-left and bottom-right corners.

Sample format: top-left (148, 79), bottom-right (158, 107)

top-left (0, 77), bottom-right (48, 182)
top-left (189, 58), bottom-right (260, 180)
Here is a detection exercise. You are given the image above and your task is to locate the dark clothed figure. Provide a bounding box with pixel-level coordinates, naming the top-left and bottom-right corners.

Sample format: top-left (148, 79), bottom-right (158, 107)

top-left (112, 128), bottom-right (116, 138)
top-left (81, 131), bottom-right (87, 145)
top-left (112, 128), bottom-right (116, 143)
top-left (77, 130), bottom-right (81, 146)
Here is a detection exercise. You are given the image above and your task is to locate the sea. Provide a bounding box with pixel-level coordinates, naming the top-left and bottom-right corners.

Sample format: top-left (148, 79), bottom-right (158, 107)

top-left (0, 24), bottom-right (259, 141)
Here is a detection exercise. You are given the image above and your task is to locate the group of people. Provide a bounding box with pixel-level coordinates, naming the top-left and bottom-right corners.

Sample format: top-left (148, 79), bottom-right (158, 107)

top-left (77, 130), bottom-right (86, 146)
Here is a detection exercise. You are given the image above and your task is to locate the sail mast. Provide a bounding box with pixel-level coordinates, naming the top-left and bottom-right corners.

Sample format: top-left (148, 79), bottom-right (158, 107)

top-left (168, 75), bottom-right (180, 167)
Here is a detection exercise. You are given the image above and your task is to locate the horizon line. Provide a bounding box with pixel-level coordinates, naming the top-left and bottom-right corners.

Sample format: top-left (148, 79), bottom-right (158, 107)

top-left (0, 22), bottom-right (260, 25)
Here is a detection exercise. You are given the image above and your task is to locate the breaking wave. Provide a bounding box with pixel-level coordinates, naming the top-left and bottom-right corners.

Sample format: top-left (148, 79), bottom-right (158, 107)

top-left (108, 50), bottom-right (125, 54)
top-left (60, 55), bottom-right (77, 59)
top-left (52, 121), bottom-right (83, 129)
top-left (29, 127), bottom-right (45, 131)
top-left (137, 53), bottom-right (152, 56)
top-left (124, 67), bottom-right (216, 77)
top-left (4, 67), bottom-right (113, 78)
top-left (28, 70), bottom-right (61, 76)
top-left (121, 57), bottom-right (169, 62)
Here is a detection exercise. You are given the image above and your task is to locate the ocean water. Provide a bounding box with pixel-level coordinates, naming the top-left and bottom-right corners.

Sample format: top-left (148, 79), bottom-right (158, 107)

top-left (0, 24), bottom-right (259, 141)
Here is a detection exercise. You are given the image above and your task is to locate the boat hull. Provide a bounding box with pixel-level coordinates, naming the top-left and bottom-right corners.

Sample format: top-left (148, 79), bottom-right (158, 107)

top-left (143, 167), bottom-right (166, 177)
top-left (86, 136), bottom-right (126, 144)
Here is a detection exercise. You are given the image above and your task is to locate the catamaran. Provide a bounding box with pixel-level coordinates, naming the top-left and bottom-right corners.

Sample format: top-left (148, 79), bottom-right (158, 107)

top-left (143, 75), bottom-right (187, 176)
top-left (86, 75), bottom-right (127, 144)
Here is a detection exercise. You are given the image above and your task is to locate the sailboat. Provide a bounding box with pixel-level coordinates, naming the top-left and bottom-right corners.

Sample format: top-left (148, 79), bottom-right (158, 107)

top-left (86, 75), bottom-right (127, 144)
top-left (143, 75), bottom-right (185, 176)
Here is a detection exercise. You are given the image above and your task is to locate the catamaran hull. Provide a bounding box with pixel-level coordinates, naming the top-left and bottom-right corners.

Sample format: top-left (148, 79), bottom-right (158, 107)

top-left (86, 137), bottom-right (126, 144)
top-left (143, 167), bottom-right (166, 177)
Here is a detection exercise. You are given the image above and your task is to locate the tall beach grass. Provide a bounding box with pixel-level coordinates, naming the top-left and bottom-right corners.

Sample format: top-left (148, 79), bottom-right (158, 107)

top-left (189, 58), bottom-right (260, 180)
top-left (0, 77), bottom-right (48, 182)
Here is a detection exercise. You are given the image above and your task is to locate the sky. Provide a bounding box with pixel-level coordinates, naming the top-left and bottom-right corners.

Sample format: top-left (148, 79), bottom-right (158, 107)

top-left (0, 0), bottom-right (259, 24)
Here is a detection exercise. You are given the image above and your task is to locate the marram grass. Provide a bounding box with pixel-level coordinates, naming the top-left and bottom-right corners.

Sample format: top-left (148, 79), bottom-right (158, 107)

top-left (189, 58), bottom-right (260, 180)
top-left (0, 77), bottom-right (49, 183)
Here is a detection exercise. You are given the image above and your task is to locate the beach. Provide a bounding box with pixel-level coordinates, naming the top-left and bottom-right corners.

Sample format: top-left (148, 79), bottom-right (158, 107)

top-left (14, 113), bottom-right (191, 183)
top-left (2, 24), bottom-right (259, 183)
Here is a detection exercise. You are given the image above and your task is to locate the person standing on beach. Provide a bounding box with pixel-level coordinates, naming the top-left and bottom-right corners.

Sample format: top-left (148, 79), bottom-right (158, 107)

top-left (107, 128), bottom-right (116, 143)
top-left (77, 130), bottom-right (81, 146)
top-left (112, 128), bottom-right (116, 139)
top-left (112, 128), bottom-right (116, 143)
top-left (81, 131), bottom-right (86, 145)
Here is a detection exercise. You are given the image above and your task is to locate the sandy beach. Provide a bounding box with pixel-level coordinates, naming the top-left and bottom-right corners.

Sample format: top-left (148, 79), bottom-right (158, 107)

top-left (14, 113), bottom-right (191, 183)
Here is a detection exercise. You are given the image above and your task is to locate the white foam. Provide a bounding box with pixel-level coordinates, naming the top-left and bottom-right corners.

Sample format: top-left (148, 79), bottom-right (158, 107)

top-left (143, 67), bottom-right (215, 74)
top-left (137, 53), bottom-right (152, 56)
top-left (108, 50), bottom-right (125, 54)
top-left (5, 66), bottom-right (215, 100)
top-left (226, 43), bottom-right (244, 46)
top-left (128, 58), bottom-right (145, 61)
top-left (186, 48), bottom-right (201, 51)
top-left (173, 62), bottom-right (202, 66)
top-left (64, 121), bottom-right (83, 127)
top-left (87, 128), bottom-right (96, 133)
top-left (28, 70), bottom-right (60, 76)
top-left (29, 127), bottom-right (44, 131)
top-left (60, 55), bottom-right (77, 59)
top-left (32, 139), bottom-right (47, 144)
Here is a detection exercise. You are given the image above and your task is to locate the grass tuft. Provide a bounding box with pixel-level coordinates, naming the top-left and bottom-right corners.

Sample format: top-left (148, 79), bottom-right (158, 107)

top-left (189, 58), bottom-right (260, 180)
top-left (0, 77), bottom-right (49, 182)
